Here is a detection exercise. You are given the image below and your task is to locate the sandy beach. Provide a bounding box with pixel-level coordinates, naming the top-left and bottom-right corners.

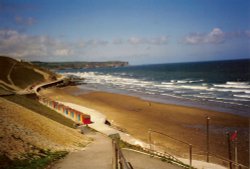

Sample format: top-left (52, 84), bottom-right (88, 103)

top-left (40, 86), bottom-right (249, 167)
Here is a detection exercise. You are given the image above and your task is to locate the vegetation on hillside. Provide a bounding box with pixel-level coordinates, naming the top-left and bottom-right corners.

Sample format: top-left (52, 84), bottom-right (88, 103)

top-left (0, 86), bottom-right (14, 95)
top-left (10, 63), bottom-right (44, 89)
top-left (0, 56), bottom-right (91, 169)
top-left (0, 57), bottom-right (15, 84)
top-left (0, 150), bottom-right (68, 169)
top-left (4, 94), bottom-right (76, 129)
top-left (0, 56), bottom-right (56, 91)
top-left (109, 134), bottom-right (193, 169)
top-left (0, 96), bottom-right (90, 169)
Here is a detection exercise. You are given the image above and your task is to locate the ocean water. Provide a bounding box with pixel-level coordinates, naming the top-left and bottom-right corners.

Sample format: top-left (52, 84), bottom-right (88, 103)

top-left (59, 59), bottom-right (250, 117)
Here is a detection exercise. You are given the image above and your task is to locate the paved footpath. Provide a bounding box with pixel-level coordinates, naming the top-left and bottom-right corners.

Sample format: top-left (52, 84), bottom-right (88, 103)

top-left (122, 149), bottom-right (183, 169)
top-left (51, 132), bottom-right (113, 169)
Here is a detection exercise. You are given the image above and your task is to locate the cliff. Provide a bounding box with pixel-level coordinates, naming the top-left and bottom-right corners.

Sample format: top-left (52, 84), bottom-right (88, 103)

top-left (32, 61), bottom-right (129, 70)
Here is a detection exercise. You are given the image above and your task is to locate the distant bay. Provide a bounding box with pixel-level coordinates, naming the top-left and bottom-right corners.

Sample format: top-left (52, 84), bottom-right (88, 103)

top-left (59, 59), bottom-right (250, 117)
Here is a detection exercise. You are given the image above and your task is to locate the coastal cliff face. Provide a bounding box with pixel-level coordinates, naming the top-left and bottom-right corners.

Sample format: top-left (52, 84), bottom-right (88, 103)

top-left (32, 61), bottom-right (129, 70)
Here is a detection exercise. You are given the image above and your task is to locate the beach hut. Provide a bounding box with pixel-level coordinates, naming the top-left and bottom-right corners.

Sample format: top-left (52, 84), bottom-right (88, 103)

top-left (69, 108), bottom-right (75, 119)
top-left (61, 105), bottom-right (66, 114)
top-left (57, 104), bottom-right (63, 112)
top-left (39, 98), bottom-right (92, 125)
top-left (77, 112), bottom-right (81, 122)
top-left (64, 107), bottom-right (69, 116)
top-left (52, 101), bottom-right (58, 109)
top-left (49, 100), bottom-right (53, 107)
top-left (82, 114), bottom-right (91, 124)
top-left (42, 97), bottom-right (46, 104)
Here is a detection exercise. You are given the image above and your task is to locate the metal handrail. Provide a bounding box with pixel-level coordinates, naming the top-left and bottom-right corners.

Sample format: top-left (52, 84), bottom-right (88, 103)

top-left (209, 152), bottom-right (249, 169)
top-left (148, 129), bottom-right (193, 167)
top-left (112, 140), bottom-right (133, 169)
top-left (148, 129), bottom-right (249, 169)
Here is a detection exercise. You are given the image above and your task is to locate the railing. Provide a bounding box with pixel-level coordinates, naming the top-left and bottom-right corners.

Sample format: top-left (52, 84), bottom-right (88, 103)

top-left (196, 152), bottom-right (249, 169)
top-left (148, 129), bottom-right (249, 169)
top-left (112, 140), bottom-right (133, 169)
top-left (148, 129), bottom-right (193, 167)
top-left (140, 147), bottom-right (191, 168)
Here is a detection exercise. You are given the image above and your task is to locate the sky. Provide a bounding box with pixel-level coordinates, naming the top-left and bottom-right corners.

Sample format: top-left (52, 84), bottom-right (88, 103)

top-left (0, 0), bottom-right (249, 65)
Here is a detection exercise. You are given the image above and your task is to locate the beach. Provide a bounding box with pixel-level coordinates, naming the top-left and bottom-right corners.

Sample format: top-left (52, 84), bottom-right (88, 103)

top-left (40, 86), bottom-right (249, 166)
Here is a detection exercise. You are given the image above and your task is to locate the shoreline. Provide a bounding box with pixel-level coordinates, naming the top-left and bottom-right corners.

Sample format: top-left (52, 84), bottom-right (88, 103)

top-left (77, 84), bottom-right (250, 118)
top-left (39, 86), bottom-right (249, 166)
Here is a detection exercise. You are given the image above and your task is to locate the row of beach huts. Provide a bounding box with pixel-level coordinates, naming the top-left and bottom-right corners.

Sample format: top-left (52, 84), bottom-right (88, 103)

top-left (38, 97), bottom-right (91, 125)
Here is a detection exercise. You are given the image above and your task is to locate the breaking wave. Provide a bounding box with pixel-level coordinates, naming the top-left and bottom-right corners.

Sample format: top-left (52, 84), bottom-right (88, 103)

top-left (62, 71), bottom-right (250, 110)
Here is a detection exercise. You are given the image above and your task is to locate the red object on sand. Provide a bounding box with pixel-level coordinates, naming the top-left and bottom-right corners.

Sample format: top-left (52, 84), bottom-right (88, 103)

top-left (230, 131), bottom-right (237, 141)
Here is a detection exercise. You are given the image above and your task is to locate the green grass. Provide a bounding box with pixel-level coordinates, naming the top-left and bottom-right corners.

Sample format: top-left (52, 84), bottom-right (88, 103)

top-left (0, 56), bottom-right (57, 90)
top-left (0, 56), bottom-right (15, 84)
top-left (1, 150), bottom-right (68, 169)
top-left (4, 94), bottom-right (75, 129)
top-left (10, 63), bottom-right (44, 89)
top-left (0, 86), bottom-right (14, 95)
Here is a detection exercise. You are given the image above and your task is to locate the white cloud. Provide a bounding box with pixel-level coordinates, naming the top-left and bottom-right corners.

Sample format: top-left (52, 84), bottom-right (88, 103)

top-left (15, 16), bottom-right (37, 26)
top-left (183, 28), bottom-right (250, 45)
top-left (85, 39), bottom-right (109, 46)
top-left (149, 36), bottom-right (168, 45)
top-left (0, 29), bottom-right (112, 61)
top-left (54, 49), bottom-right (72, 56)
top-left (128, 36), bottom-right (168, 45)
top-left (0, 29), bottom-right (74, 59)
top-left (183, 28), bottom-right (225, 45)
top-left (205, 28), bottom-right (225, 43)
top-left (112, 38), bottom-right (124, 45)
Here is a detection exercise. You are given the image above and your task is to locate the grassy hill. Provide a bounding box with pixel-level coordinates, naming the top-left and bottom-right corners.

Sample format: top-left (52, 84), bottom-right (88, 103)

top-left (0, 56), bottom-right (91, 169)
top-left (0, 56), bottom-right (57, 91)
top-left (0, 97), bottom-right (90, 169)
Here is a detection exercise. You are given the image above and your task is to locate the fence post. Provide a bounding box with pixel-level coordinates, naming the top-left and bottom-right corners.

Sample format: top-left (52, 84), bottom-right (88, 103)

top-left (227, 132), bottom-right (233, 169)
top-left (234, 135), bottom-right (238, 169)
top-left (148, 129), bottom-right (152, 150)
top-left (112, 140), bottom-right (118, 169)
top-left (189, 144), bottom-right (192, 168)
top-left (206, 116), bottom-right (210, 163)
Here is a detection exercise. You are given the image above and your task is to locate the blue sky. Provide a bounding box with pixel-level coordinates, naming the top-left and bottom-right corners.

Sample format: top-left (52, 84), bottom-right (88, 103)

top-left (0, 0), bottom-right (249, 64)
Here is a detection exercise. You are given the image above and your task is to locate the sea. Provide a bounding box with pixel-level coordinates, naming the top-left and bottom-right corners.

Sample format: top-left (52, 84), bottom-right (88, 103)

top-left (59, 59), bottom-right (250, 117)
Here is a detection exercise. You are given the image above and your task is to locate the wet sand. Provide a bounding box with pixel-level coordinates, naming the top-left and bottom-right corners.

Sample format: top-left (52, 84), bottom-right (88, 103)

top-left (40, 86), bottom-right (249, 166)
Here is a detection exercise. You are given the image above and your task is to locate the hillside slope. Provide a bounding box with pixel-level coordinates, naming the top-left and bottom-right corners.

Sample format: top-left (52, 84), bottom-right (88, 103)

top-left (0, 97), bottom-right (91, 167)
top-left (0, 56), bottom-right (57, 92)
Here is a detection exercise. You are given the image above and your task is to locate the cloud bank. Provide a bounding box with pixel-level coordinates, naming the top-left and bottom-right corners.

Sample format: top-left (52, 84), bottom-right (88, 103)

top-left (0, 28), bottom-right (248, 62)
top-left (0, 29), bottom-right (169, 60)
top-left (127, 36), bottom-right (168, 45)
top-left (0, 29), bottom-right (73, 59)
top-left (183, 28), bottom-right (250, 45)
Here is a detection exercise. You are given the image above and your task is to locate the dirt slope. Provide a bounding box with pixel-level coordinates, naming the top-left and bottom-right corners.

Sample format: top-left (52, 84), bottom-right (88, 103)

top-left (0, 98), bottom-right (91, 161)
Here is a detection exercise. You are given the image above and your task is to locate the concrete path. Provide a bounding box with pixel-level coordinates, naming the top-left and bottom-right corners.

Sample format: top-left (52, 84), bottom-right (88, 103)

top-left (122, 149), bottom-right (183, 169)
top-left (56, 102), bottom-right (226, 169)
top-left (51, 132), bottom-right (113, 169)
top-left (60, 102), bottom-right (149, 147)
